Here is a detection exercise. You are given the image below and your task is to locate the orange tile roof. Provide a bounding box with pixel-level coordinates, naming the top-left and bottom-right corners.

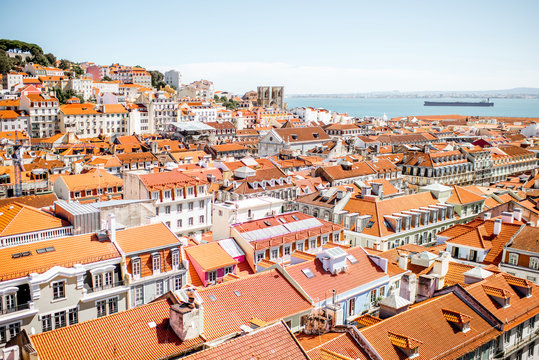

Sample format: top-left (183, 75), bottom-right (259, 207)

top-left (355, 314), bottom-right (382, 327)
top-left (0, 202), bottom-right (69, 237)
top-left (185, 242), bottom-right (237, 271)
top-left (181, 321), bottom-right (310, 360)
top-left (285, 246), bottom-right (386, 303)
top-left (360, 291), bottom-right (500, 360)
top-left (466, 273), bottom-right (539, 330)
top-left (298, 332), bottom-right (371, 360)
top-left (56, 169), bottom-right (123, 191)
top-left (441, 308), bottom-right (473, 324)
top-left (138, 170), bottom-right (207, 191)
top-left (446, 185), bottom-right (485, 204)
top-left (114, 223), bottom-right (181, 254)
top-left (197, 268), bottom-right (312, 340)
top-left (30, 299), bottom-right (204, 360)
top-left (0, 232), bottom-right (120, 281)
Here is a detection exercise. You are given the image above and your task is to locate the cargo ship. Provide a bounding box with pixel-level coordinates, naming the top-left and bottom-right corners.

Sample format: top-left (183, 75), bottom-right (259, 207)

top-left (424, 98), bottom-right (494, 107)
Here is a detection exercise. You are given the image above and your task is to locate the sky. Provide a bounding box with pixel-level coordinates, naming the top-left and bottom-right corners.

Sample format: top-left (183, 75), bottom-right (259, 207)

top-left (2, 0), bottom-right (538, 94)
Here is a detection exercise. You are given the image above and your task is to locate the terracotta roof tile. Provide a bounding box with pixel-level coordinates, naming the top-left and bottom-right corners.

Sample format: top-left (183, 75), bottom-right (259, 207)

top-left (30, 300), bottom-right (204, 360)
top-left (114, 223), bottom-right (181, 254)
top-left (182, 322), bottom-right (310, 360)
top-left (197, 268), bottom-right (312, 340)
top-left (0, 202), bottom-right (69, 237)
top-left (185, 242), bottom-right (237, 271)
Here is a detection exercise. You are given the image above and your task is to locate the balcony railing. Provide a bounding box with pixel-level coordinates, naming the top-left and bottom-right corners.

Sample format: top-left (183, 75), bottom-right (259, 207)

top-left (1, 226), bottom-right (74, 248)
top-left (0, 302), bottom-right (30, 315)
top-left (84, 280), bottom-right (125, 294)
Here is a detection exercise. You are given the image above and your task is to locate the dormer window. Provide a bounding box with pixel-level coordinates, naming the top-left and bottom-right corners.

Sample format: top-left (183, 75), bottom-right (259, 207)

top-left (152, 191), bottom-right (159, 200)
top-left (152, 253), bottom-right (161, 274)
top-left (442, 308), bottom-right (472, 333)
top-left (132, 258), bottom-right (141, 279)
top-left (388, 331), bottom-right (422, 359)
top-left (164, 190), bottom-right (171, 199)
top-left (483, 285), bottom-right (511, 308)
top-left (187, 187), bottom-right (194, 196)
top-left (176, 188), bottom-right (184, 198)
top-left (171, 249), bottom-right (180, 270)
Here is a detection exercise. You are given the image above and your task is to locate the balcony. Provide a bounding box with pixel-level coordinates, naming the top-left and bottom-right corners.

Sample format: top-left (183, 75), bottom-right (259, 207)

top-left (1, 226), bottom-right (74, 247)
top-left (84, 280), bottom-right (125, 294)
top-left (0, 302), bottom-right (30, 315)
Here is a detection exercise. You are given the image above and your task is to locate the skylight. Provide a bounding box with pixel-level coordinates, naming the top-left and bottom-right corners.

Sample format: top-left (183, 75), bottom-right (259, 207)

top-left (12, 251), bottom-right (31, 259)
top-left (209, 294), bottom-right (217, 301)
top-left (279, 218), bottom-right (287, 223)
top-left (366, 221), bottom-right (375, 228)
top-left (234, 290), bottom-right (242, 297)
top-left (291, 215), bottom-right (299, 221)
top-left (302, 268), bottom-right (315, 279)
top-left (36, 246), bottom-right (55, 254)
top-left (347, 255), bottom-right (358, 264)
top-left (264, 221), bottom-right (272, 227)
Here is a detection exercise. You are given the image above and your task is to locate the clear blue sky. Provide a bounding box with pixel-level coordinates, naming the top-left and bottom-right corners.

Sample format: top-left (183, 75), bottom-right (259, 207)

top-left (2, 0), bottom-right (538, 93)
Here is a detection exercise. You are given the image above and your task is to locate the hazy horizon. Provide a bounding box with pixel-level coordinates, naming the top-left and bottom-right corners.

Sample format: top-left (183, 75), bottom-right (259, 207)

top-left (2, 1), bottom-right (538, 94)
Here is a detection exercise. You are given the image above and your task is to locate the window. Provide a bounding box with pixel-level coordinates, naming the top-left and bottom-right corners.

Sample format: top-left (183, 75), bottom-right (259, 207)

top-left (188, 202), bottom-right (194, 211)
top-left (8, 323), bottom-right (19, 340)
top-left (284, 246), bottom-right (291, 256)
top-left (271, 249), bottom-right (278, 260)
top-left (94, 274), bottom-right (103, 289)
top-left (132, 258), bottom-right (141, 277)
top-left (256, 252), bottom-right (264, 263)
top-left (505, 330), bottom-right (511, 343)
top-left (152, 254), bottom-right (161, 273)
top-left (97, 300), bottom-right (107, 317)
top-left (199, 215), bottom-right (204, 224)
top-left (54, 311), bottom-right (66, 329)
top-left (370, 289), bottom-right (377, 304)
top-left (68, 308), bottom-right (78, 325)
top-left (188, 187), bottom-right (194, 196)
top-left (165, 206), bottom-right (170, 214)
top-left (310, 239), bottom-right (316, 249)
top-left (177, 219), bottom-right (183, 227)
top-left (509, 253), bottom-right (519, 265)
top-left (74, 191), bottom-right (80, 198)
top-left (177, 203), bottom-right (183, 212)
top-left (164, 190), bottom-right (171, 199)
top-left (322, 236), bottom-right (328, 245)
top-left (42, 315), bottom-right (52, 332)
top-left (173, 275), bottom-right (183, 291)
top-left (5, 294), bottom-right (15, 312)
top-left (224, 266), bottom-right (233, 275)
top-left (86, 190), bottom-right (92, 196)
top-left (188, 217), bottom-right (193, 226)
top-left (104, 272), bottom-right (113, 287)
top-left (199, 200), bottom-right (204, 208)
top-left (134, 286), bottom-right (144, 306)
top-left (108, 298), bottom-right (118, 314)
top-left (529, 342), bottom-right (535, 357)
top-left (155, 207), bottom-right (159, 216)
top-left (208, 271), bottom-right (217, 283)
top-left (198, 185), bottom-right (204, 193)
top-left (379, 286), bottom-right (385, 297)
top-left (297, 242), bottom-right (304, 252)
top-left (52, 281), bottom-right (65, 300)
top-left (152, 191), bottom-right (159, 200)
top-left (530, 257), bottom-right (539, 270)
top-left (172, 249), bottom-right (180, 269)
top-left (156, 280), bottom-right (164, 296)
top-left (348, 297), bottom-right (356, 316)
top-left (176, 188), bottom-right (183, 198)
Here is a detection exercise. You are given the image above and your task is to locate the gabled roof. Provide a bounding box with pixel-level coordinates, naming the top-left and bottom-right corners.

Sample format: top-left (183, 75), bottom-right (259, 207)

top-left (0, 231), bottom-right (120, 281)
top-left (138, 170), bottom-right (206, 191)
top-left (56, 169), bottom-right (123, 191)
top-left (196, 268), bottom-right (312, 340)
top-left (446, 185), bottom-right (485, 205)
top-left (0, 202), bottom-right (69, 237)
top-left (30, 299), bottom-right (204, 360)
top-left (185, 242), bottom-right (237, 271)
top-left (360, 291), bottom-right (500, 360)
top-left (181, 321), bottom-right (310, 360)
top-left (114, 223), bottom-right (181, 254)
top-left (273, 126), bottom-right (331, 143)
top-left (465, 273), bottom-right (539, 330)
top-left (285, 246), bottom-right (387, 302)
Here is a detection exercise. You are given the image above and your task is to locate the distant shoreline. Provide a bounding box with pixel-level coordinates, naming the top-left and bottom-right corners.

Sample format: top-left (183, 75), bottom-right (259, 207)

top-left (287, 94), bottom-right (539, 99)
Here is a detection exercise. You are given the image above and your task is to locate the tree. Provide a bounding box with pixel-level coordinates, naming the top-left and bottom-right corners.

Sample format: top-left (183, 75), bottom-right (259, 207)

top-left (58, 59), bottom-right (71, 70)
top-left (54, 87), bottom-right (81, 104)
top-left (149, 70), bottom-right (164, 88)
top-left (0, 50), bottom-right (10, 74)
top-left (45, 53), bottom-right (56, 66)
top-left (72, 64), bottom-right (84, 77)
top-left (101, 75), bottom-right (112, 81)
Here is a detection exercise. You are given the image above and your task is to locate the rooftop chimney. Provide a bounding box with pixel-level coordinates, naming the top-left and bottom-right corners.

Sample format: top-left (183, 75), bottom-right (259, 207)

top-left (107, 213), bottom-right (116, 244)
top-left (169, 289), bottom-right (204, 341)
top-left (483, 212), bottom-right (491, 220)
top-left (398, 252), bottom-right (408, 270)
top-left (493, 218), bottom-right (502, 236)
top-left (501, 211), bottom-right (514, 224)
top-left (513, 207), bottom-right (522, 222)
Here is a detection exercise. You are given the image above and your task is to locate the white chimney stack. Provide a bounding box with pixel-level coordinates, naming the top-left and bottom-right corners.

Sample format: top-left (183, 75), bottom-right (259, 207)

top-left (513, 208), bottom-right (522, 222)
top-left (493, 218), bottom-right (502, 236)
top-left (398, 252), bottom-right (408, 270)
top-left (107, 214), bottom-right (116, 244)
top-left (483, 212), bottom-right (491, 220)
top-left (501, 211), bottom-right (514, 224)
